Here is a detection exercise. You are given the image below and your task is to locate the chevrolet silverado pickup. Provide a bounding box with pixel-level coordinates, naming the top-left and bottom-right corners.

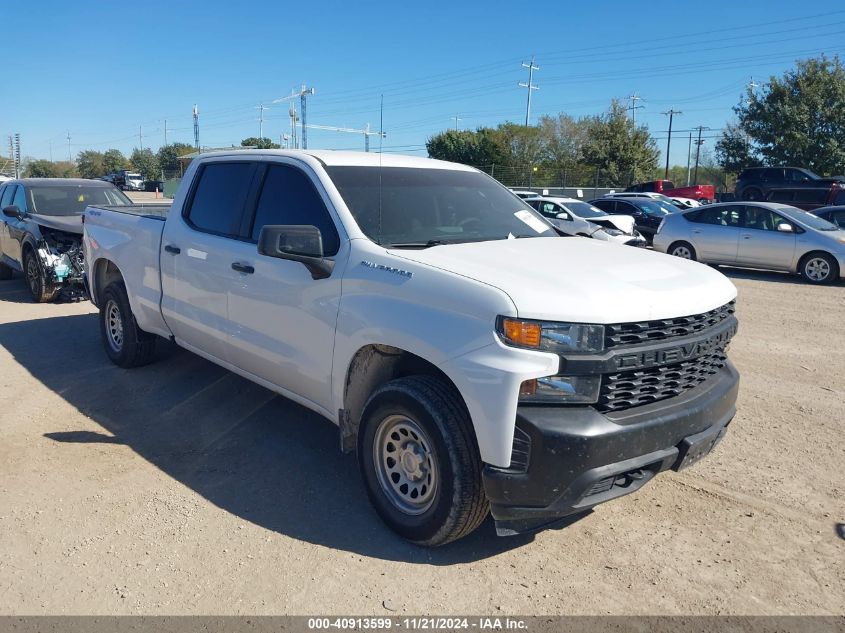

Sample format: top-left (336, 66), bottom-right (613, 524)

top-left (83, 150), bottom-right (740, 546)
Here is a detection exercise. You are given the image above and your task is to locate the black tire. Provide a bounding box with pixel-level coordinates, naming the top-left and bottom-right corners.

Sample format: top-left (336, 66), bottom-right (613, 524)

top-left (357, 375), bottom-right (488, 546)
top-left (741, 187), bottom-right (763, 201)
top-left (0, 261), bottom-right (12, 280)
top-left (23, 249), bottom-right (59, 303)
top-left (99, 281), bottom-right (158, 367)
top-left (799, 252), bottom-right (839, 285)
top-left (668, 241), bottom-right (697, 261)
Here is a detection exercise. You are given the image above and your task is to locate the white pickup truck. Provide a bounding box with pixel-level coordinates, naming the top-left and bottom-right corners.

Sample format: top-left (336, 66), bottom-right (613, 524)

top-left (83, 150), bottom-right (740, 546)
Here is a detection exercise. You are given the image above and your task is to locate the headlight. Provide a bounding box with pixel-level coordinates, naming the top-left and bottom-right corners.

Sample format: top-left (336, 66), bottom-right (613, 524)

top-left (497, 317), bottom-right (605, 354)
top-left (603, 228), bottom-right (624, 236)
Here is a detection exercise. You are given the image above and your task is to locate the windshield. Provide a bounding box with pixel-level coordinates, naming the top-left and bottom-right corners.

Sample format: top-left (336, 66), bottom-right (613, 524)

top-left (778, 206), bottom-right (840, 231)
top-left (326, 166), bottom-right (557, 247)
top-left (29, 185), bottom-right (131, 216)
top-left (562, 201), bottom-right (607, 218)
top-left (126, 173), bottom-right (142, 180)
top-left (631, 199), bottom-right (672, 216)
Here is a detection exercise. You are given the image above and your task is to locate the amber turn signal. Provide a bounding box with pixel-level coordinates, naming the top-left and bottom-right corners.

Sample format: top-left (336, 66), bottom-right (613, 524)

top-left (502, 318), bottom-right (542, 348)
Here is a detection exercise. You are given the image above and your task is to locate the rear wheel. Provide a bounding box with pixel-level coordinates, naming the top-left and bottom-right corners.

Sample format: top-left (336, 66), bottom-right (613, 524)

top-left (99, 281), bottom-right (158, 367)
top-left (23, 249), bottom-right (59, 302)
top-left (800, 252), bottom-right (839, 285)
top-left (669, 241), bottom-right (697, 261)
top-left (358, 375), bottom-right (488, 546)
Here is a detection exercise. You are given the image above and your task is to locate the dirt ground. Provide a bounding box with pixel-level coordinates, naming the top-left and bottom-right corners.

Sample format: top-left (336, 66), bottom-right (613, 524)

top-left (0, 266), bottom-right (842, 615)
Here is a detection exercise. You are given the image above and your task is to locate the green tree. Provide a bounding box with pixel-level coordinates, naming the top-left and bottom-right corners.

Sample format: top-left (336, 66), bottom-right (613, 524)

top-left (581, 100), bottom-right (659, 186)
top-left (737, 55), bottom-right (845, 174)
top-left (715, 122), bottom-right (762, 175)
top-left (241, 137), bottom-right (280, 149)
top-left (536, 114), bottom-right (593, 186)
top-left (102, 149), bottom-right (129, 174)
top-left (157, 142), bottom-right (195, 174)
top-left (425, 128), bottom-right (506, 166)
top-left (76, 150), bottom-right (105, 179)
top-left (130, 148), bottom-right (159, 180)
top-left (24, 160), bottom-right (60, 178)
top-left (54, 161), bottom-right (79, 178)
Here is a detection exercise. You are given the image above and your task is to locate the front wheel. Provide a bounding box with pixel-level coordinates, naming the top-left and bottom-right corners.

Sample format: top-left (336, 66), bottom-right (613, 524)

top-left (358, 375), bottom-right (488, 546)
top-left (99, 281), bottom-right (158, 367)
top-left (23, 250), bottom-right (59, 302)
top-left (800, 252), bottom-right (839, 285)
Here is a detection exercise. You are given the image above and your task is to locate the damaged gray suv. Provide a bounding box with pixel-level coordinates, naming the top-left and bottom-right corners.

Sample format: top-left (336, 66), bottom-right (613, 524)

top-left (0, 178), bottom-right (131, 302)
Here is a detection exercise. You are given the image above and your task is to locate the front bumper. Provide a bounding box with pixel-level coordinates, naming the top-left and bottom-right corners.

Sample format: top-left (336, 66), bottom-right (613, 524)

top-left (482, 360), bottom-right (739, 535)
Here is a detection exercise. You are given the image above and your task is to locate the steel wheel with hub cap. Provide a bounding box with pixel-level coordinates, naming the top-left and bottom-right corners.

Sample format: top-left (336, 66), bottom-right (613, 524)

top-left (99, 281), bottom-right (158, 367)
top-left (358, 375), bottom-right (488, 546)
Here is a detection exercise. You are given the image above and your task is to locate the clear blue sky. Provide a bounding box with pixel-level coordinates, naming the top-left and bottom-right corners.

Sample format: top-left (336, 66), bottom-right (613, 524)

top-left (3, 0), bottom-right (844, 168)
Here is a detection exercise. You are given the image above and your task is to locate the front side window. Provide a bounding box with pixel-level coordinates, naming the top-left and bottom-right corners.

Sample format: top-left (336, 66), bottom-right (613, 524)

top-left (186, 162), bottom-right (256, 236)
top-left (742, 206), bottom-right (791, 231)
top-left (0, 185), bottom-right (15, 209)
top-left (326, 166), bottom-right (556, 247)
top-left (250, 164), bottom-right (340, 255)
top-left (12, 186), bottom-right (28, 213)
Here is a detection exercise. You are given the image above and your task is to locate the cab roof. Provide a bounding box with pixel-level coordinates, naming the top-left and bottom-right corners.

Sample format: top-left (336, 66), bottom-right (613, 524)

top-left (194, 149), bottom-right (478, 171)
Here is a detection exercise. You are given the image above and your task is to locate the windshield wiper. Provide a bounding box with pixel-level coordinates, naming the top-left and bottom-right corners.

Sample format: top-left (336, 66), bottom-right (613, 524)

top-left (385, 239), bottom-right (452, 249)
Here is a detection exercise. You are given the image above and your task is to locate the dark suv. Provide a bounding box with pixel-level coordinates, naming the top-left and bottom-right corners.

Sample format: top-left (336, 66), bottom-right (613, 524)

top-left (735, 167), bottom-right (844, 201)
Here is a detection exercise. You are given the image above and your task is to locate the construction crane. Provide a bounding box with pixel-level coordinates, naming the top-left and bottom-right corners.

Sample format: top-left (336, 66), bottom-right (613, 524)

top-left (305, 123), bottom-right (385, 152)
top-left (272, 85), bottom-right (314, 148)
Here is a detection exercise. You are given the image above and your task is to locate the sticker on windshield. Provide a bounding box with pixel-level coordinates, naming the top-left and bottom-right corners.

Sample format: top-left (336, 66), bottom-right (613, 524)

top-left (514, 210), bottom-right (548, 234)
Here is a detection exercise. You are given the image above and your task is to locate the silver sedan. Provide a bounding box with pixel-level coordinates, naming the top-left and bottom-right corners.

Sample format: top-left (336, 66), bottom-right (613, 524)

top-left (653, 202), bottom-right (845, 284)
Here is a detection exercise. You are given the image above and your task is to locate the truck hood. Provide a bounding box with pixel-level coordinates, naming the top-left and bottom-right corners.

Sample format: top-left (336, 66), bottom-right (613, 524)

top-left (587, 214), bottom-right (635, 233)
top-left (29, 213), bottom-right (84, 235)
top-left (391, 237), bottom-right (737, 323)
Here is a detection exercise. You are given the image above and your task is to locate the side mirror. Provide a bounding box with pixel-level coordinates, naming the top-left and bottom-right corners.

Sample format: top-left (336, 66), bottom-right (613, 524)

top-left (555, 212), bottom-right (570, 221)
top-left (2, 205), bottom-right (22, 219)
top-left (257, 224), bottom-right (334, 280)
top-left (776, 223), bottom-right (794, 233)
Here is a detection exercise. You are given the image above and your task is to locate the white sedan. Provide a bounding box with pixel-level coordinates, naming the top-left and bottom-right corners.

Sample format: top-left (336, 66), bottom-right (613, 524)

top-left (525, 197), bottom-right (647, 246)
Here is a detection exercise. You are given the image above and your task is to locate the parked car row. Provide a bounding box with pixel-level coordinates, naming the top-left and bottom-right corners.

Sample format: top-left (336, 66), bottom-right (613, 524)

top-left (99, 170), bottom-right (145, 191)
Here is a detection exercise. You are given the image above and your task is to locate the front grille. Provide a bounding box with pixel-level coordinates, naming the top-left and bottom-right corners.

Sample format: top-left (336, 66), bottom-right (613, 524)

top-left (604, 301), bottom-right (735, 348)
top-left (596, 350), bottom-right (728, 413)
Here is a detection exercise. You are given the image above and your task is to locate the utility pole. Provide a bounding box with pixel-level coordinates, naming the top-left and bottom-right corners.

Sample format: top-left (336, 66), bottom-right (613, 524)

top-left (518, 56), bottom-right (539, 126)
top-left (257, 102), bottom-right (269, 139)
top-left (193, 105), bottom-right (200, 153)
top-left (67, 131), bottom-right (72, 162)
top-left (693, 126), bottom-right (710, 185)
top-left (164, 119), bottom-right (168, 146)
top-left (139, 125), bottom-right (143, 151)
top-left (627, 94), bottom-right (644, 126)
top-left (686, 132), bottom-right (693, 186)
top-left (452, 115), bottom-right (462, 132)
top-left (661, 109), bottom-right (681, 179)
top-left (49, 140), bottom-right (53, 163)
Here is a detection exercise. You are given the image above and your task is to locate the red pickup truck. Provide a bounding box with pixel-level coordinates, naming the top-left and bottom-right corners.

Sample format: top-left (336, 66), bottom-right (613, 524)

top-left (625, 180), bottom-right (715, 202)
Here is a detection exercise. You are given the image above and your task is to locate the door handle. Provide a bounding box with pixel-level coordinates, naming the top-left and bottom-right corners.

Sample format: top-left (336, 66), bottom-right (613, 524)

top-left (691, 229), bottom-right (702, 234)
top-left (231, 262), bottom-right (255, 274)
top-left (164, 244), bottom-right (181, 254)
top-left (741, 234), bottom-right (752, 239)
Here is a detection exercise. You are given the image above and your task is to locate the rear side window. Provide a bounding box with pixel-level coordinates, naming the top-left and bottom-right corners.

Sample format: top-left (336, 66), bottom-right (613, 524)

top-left (250, 164), bottom-right (340, 255)
top-left (186, 162), bottom-right (256, 236)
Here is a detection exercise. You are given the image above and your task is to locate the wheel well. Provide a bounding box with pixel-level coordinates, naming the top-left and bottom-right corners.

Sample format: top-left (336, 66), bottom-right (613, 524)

top-left (340, 344), bottom-right (467, 452)
top-left (797, 250), bottom-right (838, 273)
top-left (92, 260), bottom-right (124, 307)
top-left (668, 240), bottom-right (693, 252)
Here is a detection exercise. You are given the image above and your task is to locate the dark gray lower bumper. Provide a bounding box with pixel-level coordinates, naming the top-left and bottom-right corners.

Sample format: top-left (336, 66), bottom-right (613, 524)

top-left (483, 361), bottom-right (739, 535)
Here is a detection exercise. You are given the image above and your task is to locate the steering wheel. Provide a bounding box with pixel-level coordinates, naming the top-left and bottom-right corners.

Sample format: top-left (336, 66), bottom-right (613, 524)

top-left (458, 217), bottom-right (482, 229)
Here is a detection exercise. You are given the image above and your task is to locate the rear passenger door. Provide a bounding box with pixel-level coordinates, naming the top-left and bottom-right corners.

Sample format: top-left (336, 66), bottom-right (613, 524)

top-left (224, 160), bottom-right (348, 412)
top-left (685, 206), bottom-right (743, 263)
top-left (160, 160), bottom-right (259, 362)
